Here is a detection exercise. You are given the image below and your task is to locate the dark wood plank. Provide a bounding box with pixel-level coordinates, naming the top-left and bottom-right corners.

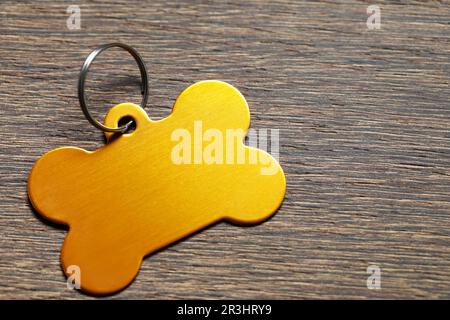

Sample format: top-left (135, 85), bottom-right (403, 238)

top-left (0, 0), bottom-right (449, 299)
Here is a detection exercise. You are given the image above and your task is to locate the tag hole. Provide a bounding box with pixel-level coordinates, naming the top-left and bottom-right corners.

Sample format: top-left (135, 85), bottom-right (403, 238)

top-left (118, 116), bottom-right (137, 134)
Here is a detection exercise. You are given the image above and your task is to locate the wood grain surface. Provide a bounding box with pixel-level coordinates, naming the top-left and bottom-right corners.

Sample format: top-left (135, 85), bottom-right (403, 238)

top-left (0, 0), bottom-right (449, 299)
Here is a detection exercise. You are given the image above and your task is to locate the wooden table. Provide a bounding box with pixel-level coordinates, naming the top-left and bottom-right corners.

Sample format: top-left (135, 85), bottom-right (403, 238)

top-left (0, 0), bottom-right (449, 299)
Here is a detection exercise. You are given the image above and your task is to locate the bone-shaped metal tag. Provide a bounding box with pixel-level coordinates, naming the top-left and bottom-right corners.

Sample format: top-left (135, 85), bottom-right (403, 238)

top-left (28, 80), bottom-right (286, 295)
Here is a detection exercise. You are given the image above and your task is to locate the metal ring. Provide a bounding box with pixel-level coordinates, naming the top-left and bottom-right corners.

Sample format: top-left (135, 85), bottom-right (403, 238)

top-left (78, 43), bottom-right (149, 133)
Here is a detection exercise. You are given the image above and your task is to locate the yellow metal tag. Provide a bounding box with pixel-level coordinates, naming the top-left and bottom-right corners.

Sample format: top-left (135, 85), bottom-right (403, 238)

top-left (28, 80), bottom-right (286, 295)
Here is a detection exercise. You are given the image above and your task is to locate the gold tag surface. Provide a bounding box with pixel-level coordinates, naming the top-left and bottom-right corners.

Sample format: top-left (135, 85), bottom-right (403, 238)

top-left (28, 80), bottom-right (286, 295)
